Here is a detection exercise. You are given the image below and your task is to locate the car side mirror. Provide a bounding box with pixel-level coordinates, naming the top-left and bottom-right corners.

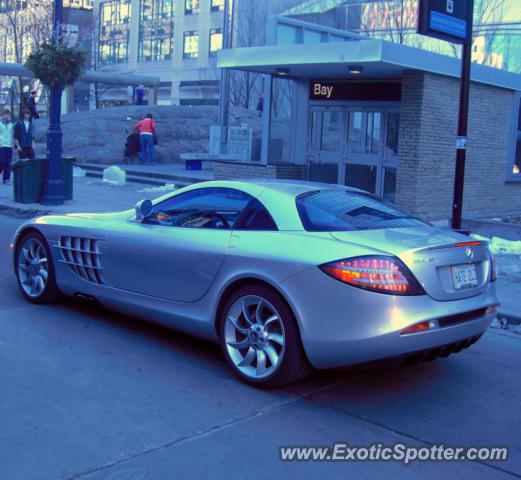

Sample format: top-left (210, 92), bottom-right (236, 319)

top-left (135, 199), bottom-right (153, 222)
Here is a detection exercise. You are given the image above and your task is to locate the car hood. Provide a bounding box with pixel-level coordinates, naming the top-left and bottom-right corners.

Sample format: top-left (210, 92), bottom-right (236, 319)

top-left (63, 210), bottom-right (133, 222)
top-left (331, 226), bottom-right (492, 301)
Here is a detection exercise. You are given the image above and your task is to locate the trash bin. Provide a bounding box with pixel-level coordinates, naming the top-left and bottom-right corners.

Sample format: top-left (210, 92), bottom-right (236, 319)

top-left (13, 158), bottom-right (43, 204)
top-left (39, 156), bottom-right (75, 201)
top-left (62, 156), bottom-right (75, 201)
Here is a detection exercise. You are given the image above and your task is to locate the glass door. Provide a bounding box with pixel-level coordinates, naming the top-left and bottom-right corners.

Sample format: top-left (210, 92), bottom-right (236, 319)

top-left (342, 109), bottom-right (383, 195)
top-left (307, 107), bottom-right (345, 184)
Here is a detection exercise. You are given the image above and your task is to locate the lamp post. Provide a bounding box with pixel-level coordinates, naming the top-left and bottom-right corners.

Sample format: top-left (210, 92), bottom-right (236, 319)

top-left (41, 0), bottom-right (65, 205)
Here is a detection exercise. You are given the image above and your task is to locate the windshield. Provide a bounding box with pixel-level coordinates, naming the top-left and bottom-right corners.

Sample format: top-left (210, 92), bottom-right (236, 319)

top-left (296, 189), bottom-right (427, 232)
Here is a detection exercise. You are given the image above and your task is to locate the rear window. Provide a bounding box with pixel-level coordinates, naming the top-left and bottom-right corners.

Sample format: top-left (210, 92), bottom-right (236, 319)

top-left (296, 189), bottom-right (426, 232)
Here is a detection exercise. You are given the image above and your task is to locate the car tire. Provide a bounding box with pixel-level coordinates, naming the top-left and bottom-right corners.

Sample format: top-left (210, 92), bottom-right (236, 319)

top-left (15, 231), bottom-right (61, 304)
top-left (219, 285), bottom-right (311, 388)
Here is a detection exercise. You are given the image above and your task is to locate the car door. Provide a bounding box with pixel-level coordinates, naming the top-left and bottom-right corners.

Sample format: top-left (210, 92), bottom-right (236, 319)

top-left (104, 187), bottom-right (253, 302)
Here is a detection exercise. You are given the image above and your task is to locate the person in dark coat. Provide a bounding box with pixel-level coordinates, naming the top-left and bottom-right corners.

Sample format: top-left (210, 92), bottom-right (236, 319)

top-left (256, 92), bottom-right (264, 117)
top-left (124, 132), bottom-right (141, 161)
top-left (135, 84), bottom-right (145, 105)
top-left (27, 91), bottom-right (39, 119)
top-left (14, 109), bottom-right (36, 160)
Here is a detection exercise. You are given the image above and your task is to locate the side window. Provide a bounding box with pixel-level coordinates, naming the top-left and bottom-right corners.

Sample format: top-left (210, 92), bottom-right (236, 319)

top-left (235, 198), bottom-right (278, 231)
top-left (149, 187), bottom-right (252, 229)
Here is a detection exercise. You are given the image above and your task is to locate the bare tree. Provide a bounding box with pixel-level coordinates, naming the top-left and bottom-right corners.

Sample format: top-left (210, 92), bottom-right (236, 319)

top-left (229, 0), bottom-right (268, 110)
top-left (358, 0), bottom-right (417, 45)
top-left (0, 0), bottom-right (54, 113)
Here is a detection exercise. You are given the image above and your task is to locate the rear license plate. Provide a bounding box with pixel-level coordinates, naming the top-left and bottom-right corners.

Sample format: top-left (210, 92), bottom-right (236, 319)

top-left (451, 264), bottom-right (478, 290)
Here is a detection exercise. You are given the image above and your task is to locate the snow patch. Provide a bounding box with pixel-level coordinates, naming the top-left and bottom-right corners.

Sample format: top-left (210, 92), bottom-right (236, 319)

top-left (73, 166), bottom-right (86, 177)
top-left (102, 166), bottom-right (126, 186)
top-left (471, 234), bottom-right (521, 255)
top-left (471, 234), bottom-right (521, 276)
top-left (138, 183), bottom-right (177, 193)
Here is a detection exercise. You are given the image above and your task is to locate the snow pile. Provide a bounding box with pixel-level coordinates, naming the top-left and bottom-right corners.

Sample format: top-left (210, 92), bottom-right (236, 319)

top-left (138, 183), bottom-right (177, 193)
top-left (73, 166), bottom-right (86, 177)
top-left (102, 166), bottom-right (126, 186)
top-left (471, 234), bottom-right (521, 276)
top-left (471, 235), bottom-right (521, 256)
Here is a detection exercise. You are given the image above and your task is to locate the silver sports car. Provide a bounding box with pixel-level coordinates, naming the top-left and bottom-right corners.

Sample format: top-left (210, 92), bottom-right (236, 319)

top-left (12, 180), bottom-right (498, 387)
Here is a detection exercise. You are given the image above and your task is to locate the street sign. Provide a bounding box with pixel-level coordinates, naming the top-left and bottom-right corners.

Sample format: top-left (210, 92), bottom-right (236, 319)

top-left (418, 0), bottom-right (470, 44)
top-left (456, 136), bottom-right (467, 150)
top-left (418, 0), bottom-right (475, 230)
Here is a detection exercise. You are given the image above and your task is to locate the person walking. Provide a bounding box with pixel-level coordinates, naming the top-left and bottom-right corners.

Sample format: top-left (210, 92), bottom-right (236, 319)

top-left (27, 91), bottom-right (39, 119)
top-left (135, 84), bottom-right (145, 105)
top-left (133, 113), bottom-right (156, 165)
top-left (0, 109), bottom-right (14, 185)
top-left (14, 109), bottom-right (35, 160)
top-left (256, 92), bottom-right (264, 117)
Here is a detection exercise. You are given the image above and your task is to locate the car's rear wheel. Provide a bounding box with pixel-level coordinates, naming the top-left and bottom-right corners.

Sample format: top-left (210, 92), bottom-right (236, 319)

top-left (15, 232), bottom-right (60, 304)
top-left (219, 285), bottom-right (311, 388)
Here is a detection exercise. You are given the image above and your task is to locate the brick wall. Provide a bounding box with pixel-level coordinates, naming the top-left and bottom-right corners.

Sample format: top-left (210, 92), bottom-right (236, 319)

top-left (214, 162), bottom-right (306, 181)
top-left (397, 71), bottom-right (519, 221)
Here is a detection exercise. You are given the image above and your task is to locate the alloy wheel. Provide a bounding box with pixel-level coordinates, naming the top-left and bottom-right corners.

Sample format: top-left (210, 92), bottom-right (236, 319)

top-left (224, 295), bottom-right (286, 379)
top-left (17, 237), bottom-right (49, 298)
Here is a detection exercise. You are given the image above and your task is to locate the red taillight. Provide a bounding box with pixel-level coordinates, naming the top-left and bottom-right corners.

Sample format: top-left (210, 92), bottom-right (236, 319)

top-left (319, 255), bottom-right (425, 296)
top-left (455, 241), bottom-right (481, 247)
top-left (402, 321), bottom-right (430, 335)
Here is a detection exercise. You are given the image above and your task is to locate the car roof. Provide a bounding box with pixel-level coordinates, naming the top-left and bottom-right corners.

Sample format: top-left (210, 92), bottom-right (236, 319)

top-left (153, 179), bottom-right (360, 231)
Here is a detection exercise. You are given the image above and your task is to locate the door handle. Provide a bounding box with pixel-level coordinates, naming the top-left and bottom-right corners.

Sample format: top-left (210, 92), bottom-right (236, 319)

top-left (229, 233), bottom-right (240, 249)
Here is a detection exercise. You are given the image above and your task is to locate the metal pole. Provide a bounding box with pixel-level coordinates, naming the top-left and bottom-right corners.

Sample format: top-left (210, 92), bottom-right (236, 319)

top-left (451, 0), bottom-right (474, 230)
top-left (41, 0), bottom-right (65, 205)
top-left (218, 0), bottom-right (233, 152)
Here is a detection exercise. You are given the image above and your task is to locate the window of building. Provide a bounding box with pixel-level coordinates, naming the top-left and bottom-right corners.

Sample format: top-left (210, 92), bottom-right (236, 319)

top-left (511, 94), bottom-right (521, 178)
top-left (211, 0), bottom-right (224, 12)
top-left (138, 0), bottom-right (174, 61)
top-left (209, 28), bottom-right (223, 57)
top-left (98, 0), bottom-right (131, 65)
top-left (64, 0), bottom-right (93, 10)
top-left (183, 30), bottom-right (199, 58)
top-left (185, 0), bottom-right (199, 14)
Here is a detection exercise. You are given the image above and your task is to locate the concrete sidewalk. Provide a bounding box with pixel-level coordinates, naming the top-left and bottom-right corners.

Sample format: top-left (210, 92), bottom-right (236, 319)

top-left (0, 176), bottom-right (172, 217)
top-left (496, 276), bottom-right (521, 325)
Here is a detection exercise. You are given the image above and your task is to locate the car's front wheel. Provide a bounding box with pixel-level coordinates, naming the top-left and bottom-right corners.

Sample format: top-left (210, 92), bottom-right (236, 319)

top-left (15, 231), bottom-right (61, 304)
top-left (220, 285), bottom-right (311, 388)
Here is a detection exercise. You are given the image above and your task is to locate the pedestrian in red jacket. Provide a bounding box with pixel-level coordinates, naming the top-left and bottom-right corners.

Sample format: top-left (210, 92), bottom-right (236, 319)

top-left (133, 113), bottom-right (156, 165)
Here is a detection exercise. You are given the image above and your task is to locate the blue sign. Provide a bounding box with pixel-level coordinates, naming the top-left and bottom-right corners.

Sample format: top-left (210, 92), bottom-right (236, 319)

top-left (430, 11), bottom-right (467, 39)
top-left (418, 0), bottom-right (470, 44)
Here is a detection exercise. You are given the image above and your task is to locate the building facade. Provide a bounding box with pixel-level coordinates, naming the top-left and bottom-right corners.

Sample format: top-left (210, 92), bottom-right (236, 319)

top-left (216, 17), bottom-right (521, 221)
top-left (0, 0), bottom-right (93, 112)
top-left (94, 0), bottom-right (225, 105)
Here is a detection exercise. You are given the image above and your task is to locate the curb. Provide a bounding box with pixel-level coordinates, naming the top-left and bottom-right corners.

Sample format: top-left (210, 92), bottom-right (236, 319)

top-left (497, 309), bottom-right (521, 326)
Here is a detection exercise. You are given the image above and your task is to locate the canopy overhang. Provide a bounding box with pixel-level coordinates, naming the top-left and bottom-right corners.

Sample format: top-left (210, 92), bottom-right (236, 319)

top-left (0, 62), bottom-right (161, 88)
top-left (218, 39), bottom-right (521, 92)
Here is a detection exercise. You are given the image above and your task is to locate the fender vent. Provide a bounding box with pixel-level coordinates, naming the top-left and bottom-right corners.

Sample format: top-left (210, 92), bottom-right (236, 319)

top-left (58, 236), bottom-right (105, 285)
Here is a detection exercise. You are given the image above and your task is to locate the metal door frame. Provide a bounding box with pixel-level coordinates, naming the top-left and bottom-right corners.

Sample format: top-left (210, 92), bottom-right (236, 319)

top-left (307, 101), bottom-right (400, 196)
top-left (342, 106), bottom-right (385, 195)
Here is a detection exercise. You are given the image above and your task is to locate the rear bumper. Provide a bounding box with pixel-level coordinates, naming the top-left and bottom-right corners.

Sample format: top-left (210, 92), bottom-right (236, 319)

top-left (278, 267), bottom-right (498, 369)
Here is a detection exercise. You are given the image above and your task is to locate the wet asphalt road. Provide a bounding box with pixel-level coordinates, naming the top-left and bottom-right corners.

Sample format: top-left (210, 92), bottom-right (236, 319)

top-left (1, 215), bottom-right (520, 480)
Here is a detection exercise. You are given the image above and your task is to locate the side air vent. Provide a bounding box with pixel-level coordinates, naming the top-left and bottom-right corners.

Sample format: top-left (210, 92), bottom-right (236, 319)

top-left (58, 236), bottom-right (105, 285)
